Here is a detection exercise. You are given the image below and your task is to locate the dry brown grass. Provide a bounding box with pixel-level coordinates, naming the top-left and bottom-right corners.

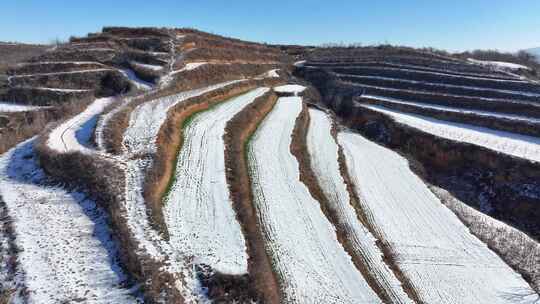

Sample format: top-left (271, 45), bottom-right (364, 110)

top-left (224, 90), bottom-right (282, 303)
top-left (0, 97), bottom-right (93, 154)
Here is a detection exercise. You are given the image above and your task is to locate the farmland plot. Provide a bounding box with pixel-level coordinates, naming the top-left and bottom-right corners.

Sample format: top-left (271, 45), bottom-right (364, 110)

top-left (360, 104), bottom-right (540, 162)
top-left (248, 97), bottom-right (382, 303)
top-left (0, 139), bottom-right (140, 303)
top-left (306, 108), bottom-right (412, 304)
top-left (123, 80), bottom-right (243, 156)
top-left (338, 131), bottom-right (537, 304)
top-left (164, 88), bottom-right (269, 274)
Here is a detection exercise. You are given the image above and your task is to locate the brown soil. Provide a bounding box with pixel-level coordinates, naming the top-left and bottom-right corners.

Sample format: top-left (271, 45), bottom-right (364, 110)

top-left (223, 90), bottom-right (282, 303)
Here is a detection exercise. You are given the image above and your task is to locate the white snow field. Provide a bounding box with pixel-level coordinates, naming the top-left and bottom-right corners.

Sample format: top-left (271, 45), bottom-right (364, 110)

top-left (274, 84), bottom-right (306, 96)
top-left (0, 102), bottom-right (47, 113)
top-left (123, 80), bottom-right (243, 157)
top-left (338, 131), bottom-right (537, 304)
top-left (118, 68), bottom-right (154, 91)
top-left (164, 88), bottom-right (269, 274)
top-left (47, 97), bottom-right (115, 154)
top-left (0, 139), bottom-right (140, 303)
top-left (248, 97), bottom-right (382, 303)
top-left (361, 95), bottom-right (540, 124)
top-left (361, 104), bottom-right (540, 163)
top-left (130, 61), bottom-right (164, 71)
top-left (306, 108), bottom-right (413, 304)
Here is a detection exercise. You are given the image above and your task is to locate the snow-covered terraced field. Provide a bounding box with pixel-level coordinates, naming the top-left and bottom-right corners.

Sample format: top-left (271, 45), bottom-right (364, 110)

top-left (123, 80), bottom-right (243, 156)
top-left (361, 95), bottom-right (540, 124)
top-left (347, 81), bottom-right (540, 109)
top-left (306, 108), bottom-right (412, 304)
top-left (338, 131), bottom-right (537, 304)
top-left (248, 96), bottom-right (382, 303)
top-left (47, 97), bottom-right (116, 154)
top-left (0, 139), bottom-right (140, 303)
top-left (361, 104), bottom-right (540, 162)
top-left (164, 88), bottom-right (268, 274)
top-left (338, 73), bottom-right (540, 98)
top-left (468, 58), bottom-right (531, 70)
top-left (331, 65), bottom-right (530, 83)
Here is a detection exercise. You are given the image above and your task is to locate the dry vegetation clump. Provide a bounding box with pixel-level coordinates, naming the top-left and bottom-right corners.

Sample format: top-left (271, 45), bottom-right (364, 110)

top-left (30, 48), bottom-right (118, 64)
top-left (0, 43), bottom-right (49, 69)
top-left (0, 196), bottom-right (22, 304)
top-left (0, 97), bottom-right (93, 154)
top-left (9, 69), bottom-right (130, 93)
top-left (223, 90), bottom-right (281, 304)
top-left (431, 186), bottom-right (540, 293)
top-left (8, 62), bottom-right (105, 75)
top-left (0, 87), bottom-right (93, 106)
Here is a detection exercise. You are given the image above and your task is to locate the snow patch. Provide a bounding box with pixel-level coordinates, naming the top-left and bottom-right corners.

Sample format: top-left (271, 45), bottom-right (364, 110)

top-left (47, 97), bottom-right (115, 154)
top-left (0, 103), bottom-right (48, 113)
top-left (468, 58), bottom-right (531, 70)
top-left (361, 104), bottom-right (540, 163)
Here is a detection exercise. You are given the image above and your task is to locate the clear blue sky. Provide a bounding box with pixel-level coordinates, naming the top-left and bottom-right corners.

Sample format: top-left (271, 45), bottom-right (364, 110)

top-left (2, 0), bottom-right (539, 52)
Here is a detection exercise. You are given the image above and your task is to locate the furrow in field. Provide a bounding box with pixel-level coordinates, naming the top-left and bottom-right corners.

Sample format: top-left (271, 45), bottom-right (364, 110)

top-left (331, 66), bottom-right (529, 83)
top-left (0, 139), bottom-right (140, 303)
top-left (306, 108), bottom-right (413, 304)
top-left (337, 73), bottom-right (540, 98)
top-left (360, 104), bottom-right (540, 163)
top-left (164, 88), bottom-right (269, 274)
top-left (247, 96), bottom-right (382, 303)
top-left (338, 131), bottom-right (537, 304)
top-left (123, 80), bottom-right (243, 156)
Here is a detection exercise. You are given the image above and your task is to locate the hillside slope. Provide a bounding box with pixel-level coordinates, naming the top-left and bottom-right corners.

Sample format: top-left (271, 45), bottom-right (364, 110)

top-left (0, 27), bottom-right (538, 304)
